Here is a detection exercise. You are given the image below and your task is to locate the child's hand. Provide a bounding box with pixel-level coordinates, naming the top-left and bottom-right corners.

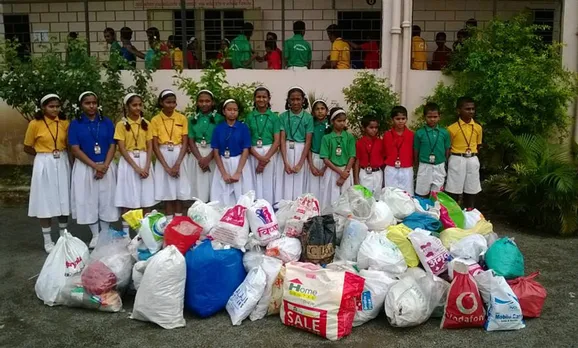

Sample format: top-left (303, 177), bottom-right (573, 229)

top-left (284, 161), bottom-right (293, 175)
top-left (293, 163), bottom-right (302, 174)
top-left (231, 172), bottom-right (241, 182)
top-left (340, 170), bottom-right (349, 180)
top-left (310, 166), bottom-right (320, 176)
top-left (337, 177), bottom-right (345, 187)
top-left (223, 173), bottom-right (232, 184)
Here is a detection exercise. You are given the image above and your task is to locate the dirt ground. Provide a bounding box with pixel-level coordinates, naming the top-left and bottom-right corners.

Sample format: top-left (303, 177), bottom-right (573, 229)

top-left (0, 203), bottom-right (577, 348)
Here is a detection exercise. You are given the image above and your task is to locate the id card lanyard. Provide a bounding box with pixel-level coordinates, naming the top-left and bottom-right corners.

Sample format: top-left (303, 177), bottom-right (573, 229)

top-left (425, 126), bottom-right (440, 164)
top-left (392, 130), bottom-right (405, 168)
top-left (88, 117), bottom-right (102, 155)
top-left (223, 123), bottom-right (235, 158)
top-left (255, 113), bottom-right (270, 148)
top-left (458, 121), bottom-right (475, 156)
top-left (162, 116), bottom-right (175, 151)
top-left (43, 118), bottom-right (60, 159)
top-left (287, 111), bottom-right (303, 150)
top-left (198, 112), bottom-right (213, 148)
top-left (365, 137), bottom-right (375, 174)
top-left (129, 119), bottom-right (141, 158)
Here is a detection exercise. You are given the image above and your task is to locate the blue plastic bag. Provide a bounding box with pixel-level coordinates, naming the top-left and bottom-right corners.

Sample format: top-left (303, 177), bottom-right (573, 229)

top-left (185, 241), bottom-right (246, 318)
top-left (484, 238), bottom-right (524, 279)
top-left (402, 212), bottom-right (442, 232)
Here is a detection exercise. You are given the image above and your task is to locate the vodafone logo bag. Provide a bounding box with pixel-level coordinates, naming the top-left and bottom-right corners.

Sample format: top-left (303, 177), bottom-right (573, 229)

top-left (281, 262), bottom-right (365, 341)
top-left (441, 261), bottom-right (485, 329)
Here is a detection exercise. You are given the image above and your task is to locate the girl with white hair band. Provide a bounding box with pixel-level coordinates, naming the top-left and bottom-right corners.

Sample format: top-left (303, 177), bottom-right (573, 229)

top-left (23, 93), bottom-right (71, 253)
top-left (68, 91), bottom-right (119, 248)
top-left (210, 98), bottom-right (254, 206)
top-left (114, 93), bottom-right (157, 234)
top-left (319, 107), bottom-right (356, 210)
top-left (150, 89), bottom-right (190, 218)
top-left (307, 99), bottom-right (330, 202)
top-left (246, 86), bottom-right (280, 204)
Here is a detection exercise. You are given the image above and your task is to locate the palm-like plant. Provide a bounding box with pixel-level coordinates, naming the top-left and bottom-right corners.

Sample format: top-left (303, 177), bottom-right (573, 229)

top-left (485, 132), bottom-right (578, 235)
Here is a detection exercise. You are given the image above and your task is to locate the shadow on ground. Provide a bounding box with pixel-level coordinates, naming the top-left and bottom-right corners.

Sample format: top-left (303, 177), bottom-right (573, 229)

top-left (0, 204), bottom-right (577, 348)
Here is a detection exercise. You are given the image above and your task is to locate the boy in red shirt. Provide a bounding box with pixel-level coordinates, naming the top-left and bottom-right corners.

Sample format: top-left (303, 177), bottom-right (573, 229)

top-left (354, 117), bottom-right (383, 195)
top-left (383, 106), bottom-right (414, 195)
top-left (265, 40), bottom-right (282, 70)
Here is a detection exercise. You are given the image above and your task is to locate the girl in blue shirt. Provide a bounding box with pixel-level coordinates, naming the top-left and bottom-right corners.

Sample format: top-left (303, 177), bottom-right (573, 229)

top-left (68, 91), bottom-right (119, 248)
top-left (210, 99), bottom-right (254, 206)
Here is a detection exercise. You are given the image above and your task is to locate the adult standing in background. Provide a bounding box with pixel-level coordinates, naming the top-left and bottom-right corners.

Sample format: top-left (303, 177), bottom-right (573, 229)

top-left (230, 22), bottom-right (257, 69)
top-left (411, 25), bottom-right (428, 70)
top-left (119, 27), bottom-right (144, 69)
top-left (322, 24), bottom-right (350, 69)
top-left (284, 21), bottom-right (312, 70)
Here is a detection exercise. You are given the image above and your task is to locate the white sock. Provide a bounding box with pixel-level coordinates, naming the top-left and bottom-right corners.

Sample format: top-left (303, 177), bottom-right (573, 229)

top-left (175, 213), bottom-right (182, 217)
top-left (42, 227), bottom-right (52, 244)
top-left (89, 223), bottom-right (99, 238)
top-left (122, 221), bottom-right (129, 234)
top-left (58, 222), bottom-right (67, 236)
top-left (99, 221), bottom-right (110, 234)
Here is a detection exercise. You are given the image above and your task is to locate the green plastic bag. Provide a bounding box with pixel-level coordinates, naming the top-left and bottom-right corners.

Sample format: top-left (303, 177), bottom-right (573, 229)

top-left (431, 192), bottom-right (465, 229)
top-left (485, 238), bottom-right (525, 279)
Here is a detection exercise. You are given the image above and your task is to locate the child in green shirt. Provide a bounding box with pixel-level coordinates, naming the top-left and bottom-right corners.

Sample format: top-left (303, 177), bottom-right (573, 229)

top-left (307, 99), bottom-right (330, 201)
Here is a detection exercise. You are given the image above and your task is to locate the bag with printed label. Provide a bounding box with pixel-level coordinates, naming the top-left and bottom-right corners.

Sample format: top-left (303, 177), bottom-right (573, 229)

top-left (281, 262), bottom-right (365, 341)
top-left (247, 199), bottom-right (281, 246)
top-left (448, 257), bottom-right (484, 281)
top-left (250, 256), bottom-right (283, 321)
top-left (408, 229), bottom-right (450, 276)
top-left (164, 216), bottom-right (203, 254)
top-left (507, 271), bottom-right (547, 318)
top-left (226, 266), bottom-right (267, 325)
top-left (300, 215), bottom-right (336, 265)
top-left (441, 261), bottom-right (485, 329)
top-left (267, 266), bottom-right (286, 316)
top-left (266, 236), bottom-right (302, 263)
top-left (284, 194), bottom-right (321, 237)
top-left (354, 270), bottom-right (397, 326)
top-left (210, 191), bottom-right (255, 250)
top-left (35, 231), bottom-right (90, 306)
top-left (138, 211), bottom-right (168, 255)
top-left (187, 200), bottom-right (224, 240)
top-left (357, 231), bottom-right (407, 275)
top-left (336, 219), bottom-right (367, 262)
top-left (381, 187), bottom-right (415, 220)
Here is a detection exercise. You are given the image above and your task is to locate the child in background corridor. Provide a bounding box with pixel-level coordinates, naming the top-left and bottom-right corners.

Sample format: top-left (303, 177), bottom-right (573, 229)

top-left (354, 117), bottom-right (383, 196)
top-left (383, 106), bottom-right (414, 195)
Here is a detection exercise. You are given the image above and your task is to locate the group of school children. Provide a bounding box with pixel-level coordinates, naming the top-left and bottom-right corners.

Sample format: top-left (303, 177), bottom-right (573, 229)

top-left (24, 86), bottom-right (482, 254)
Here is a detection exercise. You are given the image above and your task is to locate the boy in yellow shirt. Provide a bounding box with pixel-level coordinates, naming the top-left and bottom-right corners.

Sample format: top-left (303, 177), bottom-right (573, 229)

top-left (322, 24), bottom-right (350, 69)
top-left (411, 25), bottom-right (428, 70)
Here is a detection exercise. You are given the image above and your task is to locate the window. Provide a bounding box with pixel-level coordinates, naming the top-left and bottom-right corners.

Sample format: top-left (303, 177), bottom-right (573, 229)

top-left (204, 10), bottom-right (244, 60)
top-left (173, 10), bottom-right (195, 48)
top-left (3, 15), bottom-right (31, 61)
top-left (532, 9), bottom-right (554, 44)
top-left (337, 11), bottom-right (381, 69)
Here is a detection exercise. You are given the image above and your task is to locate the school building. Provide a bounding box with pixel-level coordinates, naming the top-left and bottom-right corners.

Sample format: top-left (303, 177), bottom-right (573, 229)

top-left (0, 0), bottom-right (576, 164)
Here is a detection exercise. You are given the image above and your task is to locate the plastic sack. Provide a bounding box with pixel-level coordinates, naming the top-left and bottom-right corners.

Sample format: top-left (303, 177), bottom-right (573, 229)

top-left (439, 205), bottom-right (456, 229)
top-left (408, 229), bottom-right (450, 276)
top-left (339, 219), bottom-right (369, 262)
top-left (485, 237), bottom-right (524, 279)
top-left (365, 201), bottom-right (396, 231)
top-left (507, 271), bottom-right (547, 318)
top-left (333, 213), bottom-right (347, 245)
top-left (59, 277), bottom-right (123, 312)
top-left (267, 266), bottom-right (285, 316)
top-left (226, 266), bottom-right (267, 325)
top-left (122, 209), bottom-right (143, 230)
top-left (439, 220), bottom-right (494, 249)
top-left (266, 237), bottom-right (302, 263)
top-left (247, 199), bottom-right (281, 245)
top-left (354, 270), bottom-right (397, 326)
top-left (164, 216), bottom-right (203, 254)
top-left (210, 191), bottom-right (255, 250)
top-left (474, 270), bottom-right (525, 331)
top-left (402, 212), bottom-right (442, 232)
top-left (441, 261), bottom-right (485, 329)
top-left (281, 262), bottom-right (365, 341)
top-left (486, 232), bottom-right (499, 248)
top-left (333, 185), bottom-right (375, 221)
top-left (384, 275), bottom-right (429, 327)
top-left (132, 260), bottom-right (148, 291)
top-left (386, 224), bottom-right (420, 267)
top-left (448, 257), bottom-right (484, 281)
top-left (35, 231), bottom-right (90, 306)
top-left (131, 245), bottom-right (186, 329)
top-left (284, 194), bottom-right (321, 237)
top-left (187, 200), bottom-right (223, 240)
top-left (463, 208), bottom-right (485, 229)
top-left (250, 256), bottom-right (283, 321)
top-left (184, 240), bottom-right (246, 318)
top-left (449, 234), bottom-right (487, 262)
top-left (414, 199), bottom-right (442, 221)
top-left (274, 200), bottom-right (295, 233)
top-left (357, 232), bottom-right (407, 275)
top-left (138, 211), bottom-right (168, 254)
top-left (326, 260), bottom-right (360, 274)
top-left (407, 268), bottom-right (451, 319)
top-left (432, 191), bottom-right (465, 228)
top-left (91, 228), bottom-right (131, 261)
top-left (300, 215), bottom-right (336, 265)
top-left (243, 249), bottom-right (264, 272)
top-left (381, 187), bottom-right (415, 220)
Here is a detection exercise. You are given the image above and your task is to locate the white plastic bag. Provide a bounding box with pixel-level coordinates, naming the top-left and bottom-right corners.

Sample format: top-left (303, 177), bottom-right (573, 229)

top-left (474, 270), bottom-right (525, 331)
top-left (339, 219), bottom-right (369, 262)
top-left (35, 231), bottom-right (90, 306)
top-left (449, 234), bottom-right (488, 262)
top-left (448, 257), bottom-right (484, 281)
top-left (138, 211), bottom-right (167, 254)
top-left (357, 232), bottom-right (407, 275)
top-left (284, 194), bottom-right (320, 237)
top-left (242, 249), bottom-right (265, 272)
top-left (326, 260), bottom-right (360, 274)
top-left (132, 260), bottom-right (148, 291)
top-left (381, 187), bottom-right (415, 220)
top-left (250, 256), bottom-right (283, 321)
top-left (210, 191), bottom-right (255, 250)
top-left (247, 199), bottom-right (281, 245)
top-left (333, 186), bottom-right (375, 221)
top-left (265, 237), bottom-right (301, 263)
top-left (131, 245), bottom-right (186, 329)
top-left (226, 266), bottom-right (267, 325)
top-left (365, 201), bottom-right (396, 231)
top-left (384, 275), bottom-right (429, 327)
top-left (275, 200), bottom-right (295, 233)
top-left (187, 200), bottom-right (223, 239)
top-left (408, 229), bottom-right (450, 276)
top-left (333, 213), bottom-right (348, 244)
top-left (463, 208), bottom-right (485, 229)
top-left (354, 270), bottom-right (397, 326)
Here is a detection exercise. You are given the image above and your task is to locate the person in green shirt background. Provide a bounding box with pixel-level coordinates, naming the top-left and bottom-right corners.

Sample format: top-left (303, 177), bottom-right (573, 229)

top-left (104, 28), bottom-right (122, 57)
top-left (284, 21), bottom-right (312, 70)
top-left (246, 86), bottom-right (280, 204)
top-left (319, 107), bottom-right (356, 211)
top-left (186, 89), bottom-right (224, 203)
top-left (414, 102), bottom-right (451, 197)
top-left (307, 99), bottom-right (329, 201)
top-left (230, 22), bottom-right (257, 69)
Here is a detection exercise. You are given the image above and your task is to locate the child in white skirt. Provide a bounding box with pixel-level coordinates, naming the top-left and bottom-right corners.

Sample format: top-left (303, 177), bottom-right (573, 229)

top-left (307, 99), bottom-right (329, 201)
top-left (383, 106), bottom-right (415, 195)
top-left (246, 86), bottom-right (280, 204)
top-left (68, 91), bottom-right (119, 248)
top-left (187, 89), bottom-right (224, 203)
top-left (354, 117), bottom-right (384, 196)
top-left (24, 94), bottom-right (71, 253)
top-left (114, 93), bottom-right (158, 234)
top-left (211, 99), bottom-right (254, 206)
top-left (151, 89), bottom-right (190, 219)
top-left (320, 107), bottom-right (356, 211)
top-left (276, 86), bottom-right (314, 201)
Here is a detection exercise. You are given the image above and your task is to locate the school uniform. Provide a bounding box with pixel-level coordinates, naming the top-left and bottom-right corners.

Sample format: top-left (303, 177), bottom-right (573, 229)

top-left (186, 111), bottom-right (224, 202)
top-left (383, 128), bottom-right (415, 195)
top-left (307, 119), bottom-right (329, 200)
top-left (445, 119), bottom-right (483, 195)
top-left (276, 110), bottom-right (314, 201)
top-left (320, 130), bottom-right (356, 211)
top-left (211, 120), bottom-right (254, 206)
top-left (69, 114), bottom-right (119, 225)
top-left (356, 135), bottom-right (384, 196)
top-left (25, 117), bottom-right (71, 218)
top-left (150, 111), bottom-right (191, 201)
top-left (414, 125), bottom-right (451, 196)
top-left (246, 109), bottom-right (280, 204)
top-left (113, 117), bottom-right (157, 209)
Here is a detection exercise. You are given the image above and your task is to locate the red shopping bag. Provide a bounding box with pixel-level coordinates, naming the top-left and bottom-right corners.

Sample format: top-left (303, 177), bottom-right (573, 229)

top-left (164, 216), bottom-right (203, 254)
top-left (441, 261), bottom-right (485, 329)
top-left (507, 271), bottom-right (547, 318)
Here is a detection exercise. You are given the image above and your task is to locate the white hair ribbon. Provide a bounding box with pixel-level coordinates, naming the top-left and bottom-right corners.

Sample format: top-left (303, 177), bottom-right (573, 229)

top-left (123, 93), bottom-right (139, 105)
top-left (330, 109), bottom-right (346, 121)
top-left (40, 94), bottom-right (60, 105)
top-left (78, 91), bottom-right (97, 102)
